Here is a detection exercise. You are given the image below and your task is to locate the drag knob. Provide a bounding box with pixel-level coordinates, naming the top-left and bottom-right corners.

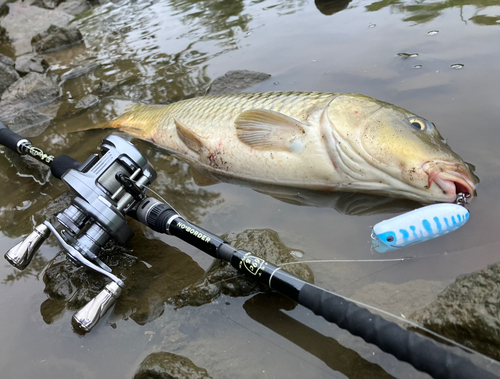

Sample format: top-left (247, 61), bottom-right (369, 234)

top-left (4, 224), bottom-right (51, 270)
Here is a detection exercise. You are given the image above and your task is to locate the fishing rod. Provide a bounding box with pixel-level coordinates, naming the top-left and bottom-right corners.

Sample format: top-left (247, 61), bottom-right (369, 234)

top-left (0, 121), bottom-right (496, 379)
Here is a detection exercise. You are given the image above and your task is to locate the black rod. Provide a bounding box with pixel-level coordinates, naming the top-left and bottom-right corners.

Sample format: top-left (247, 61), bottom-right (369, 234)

top-left (137, 197), bottom-right (497, 379)
top-left (0, 121), bottom-right (81, 178)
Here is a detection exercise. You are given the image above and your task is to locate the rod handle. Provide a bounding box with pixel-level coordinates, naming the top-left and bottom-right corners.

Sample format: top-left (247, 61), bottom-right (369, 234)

top-left (72, 281), bottom-right (122, 333)
top-left (0, 120), bottom-right (29, 153)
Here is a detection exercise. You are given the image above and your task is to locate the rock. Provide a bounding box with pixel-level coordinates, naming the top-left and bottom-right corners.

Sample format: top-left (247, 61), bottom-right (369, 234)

top-left (8, 108), bottom-right (51, 137)
top-left (0, 3), bottom-right (74, 55)
top-left (0, 61), bottom-right (19, 98)
top-left (0, 53), bottom-right (14, 67)
top-left (96, 79), bottom-right (115, 93)
top-left (32, 0), bottom-right (65, 9)
top-left (169, 229), bottom-right (313, 308)
top-left (133, 352), bottom-right (211, 379)
top-left (411, 262), bottom-right (500, 361)
top-left (75, 93), bottom-right (99, 109)
top-left (15, 53), bottom-right (49, 75)
top-left (1, 71), bottom-right (59, 104)
top-left (56, 0), bottom-right (91, 15)
top-left (206, 70), bottom-right (271, 95)
top-left (0, 72), bottom-right (60, 121)
top-left (0, 25), bottom-right (7, 41)
top-left (31, 24), bottom-right (83, 53)
top-left (61, 61), bottom-right (100, 81)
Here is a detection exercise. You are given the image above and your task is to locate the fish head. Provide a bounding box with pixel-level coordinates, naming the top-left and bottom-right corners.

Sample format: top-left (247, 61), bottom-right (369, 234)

top-left (325, 94), bottom-right (477, 202)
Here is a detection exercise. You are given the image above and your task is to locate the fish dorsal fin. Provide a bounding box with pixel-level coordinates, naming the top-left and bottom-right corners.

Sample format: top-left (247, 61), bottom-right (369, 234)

top-left (235, 109), bottom-right (307, 152)
top-left (174, 117), bottom-right (204, 153)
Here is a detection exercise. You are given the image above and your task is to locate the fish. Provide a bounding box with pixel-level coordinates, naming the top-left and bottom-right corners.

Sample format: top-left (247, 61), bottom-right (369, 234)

top-left (109, 91), bottom-right (477, 203)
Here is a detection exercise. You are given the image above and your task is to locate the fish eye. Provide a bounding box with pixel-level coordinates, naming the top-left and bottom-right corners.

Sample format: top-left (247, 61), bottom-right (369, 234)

top-left (386, 236), bottom-right (394, 242)
top-left (409, 118), bottom-right (427, 131)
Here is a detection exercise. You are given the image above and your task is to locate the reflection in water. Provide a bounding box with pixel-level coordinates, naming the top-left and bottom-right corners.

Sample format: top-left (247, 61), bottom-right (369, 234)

top-left (365, 0), bottom-right (500, 25)
top-left (167, 0), bottom-right (250, 49)
top-left (315, 0), bottom-right (353, 15)
top-left (2, 255), bottom-right (48, 284)
top-left (40, 221), bottom-right (205, 325)
top-left (244, 292), bottom-right (395, 379)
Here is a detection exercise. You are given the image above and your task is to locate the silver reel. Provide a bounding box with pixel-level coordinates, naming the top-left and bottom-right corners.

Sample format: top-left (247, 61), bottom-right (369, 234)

top-left (4, 135), bottom-right (157, 332)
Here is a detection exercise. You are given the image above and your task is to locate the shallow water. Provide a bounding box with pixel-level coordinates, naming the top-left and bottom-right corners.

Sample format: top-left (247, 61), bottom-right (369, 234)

top-left (1, 0), bottom-right (500, 377)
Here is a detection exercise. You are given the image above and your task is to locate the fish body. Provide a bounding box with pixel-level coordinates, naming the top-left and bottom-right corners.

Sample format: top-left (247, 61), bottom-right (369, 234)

top-left (111, 91), bottom-right (477, 203)
top-left (371, 203), bottom-right (470, 253)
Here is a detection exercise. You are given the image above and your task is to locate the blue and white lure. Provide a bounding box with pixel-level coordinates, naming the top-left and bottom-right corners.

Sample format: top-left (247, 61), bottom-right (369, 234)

top-left (371, 194), bottom-right (470, 253)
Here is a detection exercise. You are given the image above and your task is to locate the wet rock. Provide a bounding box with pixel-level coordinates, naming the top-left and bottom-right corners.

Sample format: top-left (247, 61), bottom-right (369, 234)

top-left (170, 229), bottom-right (314, 308)
top-left (15, 53), bottom-right (49, 75)
top-left (32, 0), bottom-right (65, 9)
top-left (61, 61), bottom-right (100, 81)
top-left (133, 352), bottom-right (211, 379)
top-left (0, 60), bottom-right (19, 97)
top-left (0, 3), bottom-right (74, 55)
top-left (96, 79), bottom-right (115, 93)
top-left (75, 93), bottom-right (99, 109)
top-left (31, 24), bottom-right (83, 53)
top-left (206, 70), bottom-right (271, 95)
top-left (0, 53), bottom-right (14, 67)
top-left (411, 262), bottom-right (500, 360)
top-left (0, 2), bottom-right (8, 18)
top-left (1, 72), bottom-right (59, 103)
top-left (0, 25), bottom-right (7, 41)
top-left (0, 72), bottom-right (60, 121)
top-left (57, 0), bottom-right (91, 16)
top-left (8, 108), bottom-right (51, 137)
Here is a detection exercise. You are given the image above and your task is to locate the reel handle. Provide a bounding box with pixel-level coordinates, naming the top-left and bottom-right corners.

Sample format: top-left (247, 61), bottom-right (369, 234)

top-left (4, 224), bottom-right (50, 270)
top-left (72, 281), bottom-right (122, 332)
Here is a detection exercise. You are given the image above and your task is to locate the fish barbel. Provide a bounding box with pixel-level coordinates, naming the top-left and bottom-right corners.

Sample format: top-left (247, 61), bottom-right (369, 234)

top-left (111, 91), bottom-right (477, 203)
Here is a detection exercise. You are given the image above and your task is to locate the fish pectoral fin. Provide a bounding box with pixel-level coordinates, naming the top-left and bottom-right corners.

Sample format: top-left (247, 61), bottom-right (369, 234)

top-left (174, 117), bottom-right (204, 153)
top-left (235, 109), bottom-right (307, 152)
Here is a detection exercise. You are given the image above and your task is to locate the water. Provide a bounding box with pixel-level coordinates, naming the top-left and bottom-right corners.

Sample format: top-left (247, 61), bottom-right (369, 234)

top-left (1, 0), bottom-right (500, 377)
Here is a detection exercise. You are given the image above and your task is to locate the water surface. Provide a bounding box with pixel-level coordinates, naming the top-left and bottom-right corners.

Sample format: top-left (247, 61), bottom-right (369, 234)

top-left (1, 0), bottom-right (500, 377)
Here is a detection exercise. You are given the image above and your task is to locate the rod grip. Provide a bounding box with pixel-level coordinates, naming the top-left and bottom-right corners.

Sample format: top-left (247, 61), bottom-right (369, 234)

top-left (50, 155), bottom-right (82, 179)
top-left (0, 121), bottom-right (27, 153)
top-left (298, 283), bottom-right (497, 379)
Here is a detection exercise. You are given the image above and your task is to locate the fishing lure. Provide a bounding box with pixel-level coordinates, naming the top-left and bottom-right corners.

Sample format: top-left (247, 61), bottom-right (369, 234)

top-left (371, 194), bottom-right (470, 253)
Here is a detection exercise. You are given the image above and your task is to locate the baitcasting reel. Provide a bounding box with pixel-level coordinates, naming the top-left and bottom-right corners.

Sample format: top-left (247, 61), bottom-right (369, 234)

top-left (4, 135), bottom-right (157, 332)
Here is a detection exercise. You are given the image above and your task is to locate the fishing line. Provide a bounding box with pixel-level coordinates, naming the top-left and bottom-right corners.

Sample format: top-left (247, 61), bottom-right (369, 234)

top-left (131, 179), bottom-right (183, 217)
top-left (279, 257), bottom-right (414, 266)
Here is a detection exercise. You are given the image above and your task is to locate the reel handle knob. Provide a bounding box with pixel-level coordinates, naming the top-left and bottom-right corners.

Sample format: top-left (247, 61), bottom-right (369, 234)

top-left (5, 224), bottom-right (50, 270)
top-left (72, 281), bottom-right (122, 332)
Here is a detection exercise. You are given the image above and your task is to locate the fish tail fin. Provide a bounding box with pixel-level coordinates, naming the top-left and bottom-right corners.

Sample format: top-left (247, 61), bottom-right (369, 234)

top-left (109, 104), bottom-right (167, 139)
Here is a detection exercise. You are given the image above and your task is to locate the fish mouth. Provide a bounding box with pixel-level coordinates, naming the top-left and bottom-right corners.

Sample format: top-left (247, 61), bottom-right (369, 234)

top-left (423, 161), bottom-right (476, 201)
